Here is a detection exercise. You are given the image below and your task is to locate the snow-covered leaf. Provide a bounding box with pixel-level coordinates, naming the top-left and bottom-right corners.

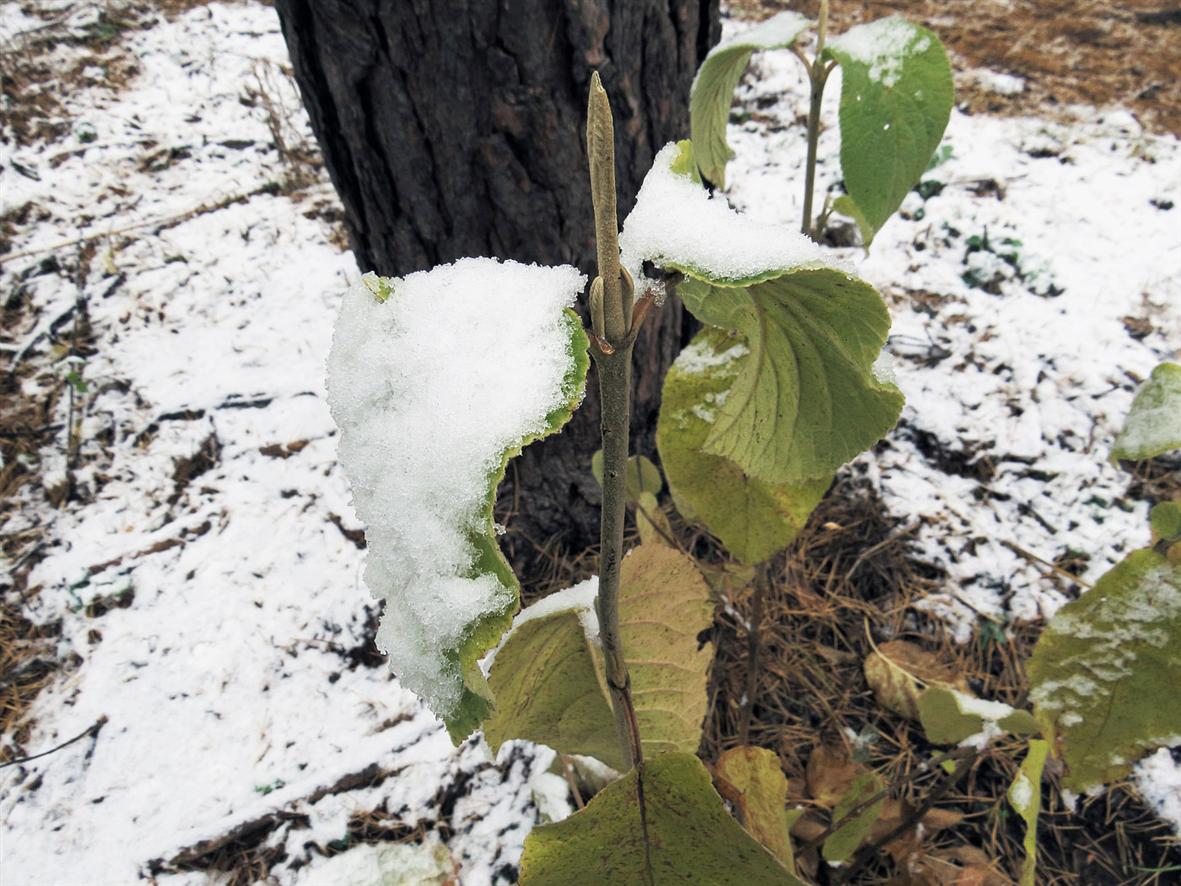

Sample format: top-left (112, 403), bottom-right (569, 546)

top-left (689, 11), bottom-right (813, 188)
top-left (483, 547), bottom-right (713, 766)
top-left (918, 686), bottom-right (1040, 746)
top-left (715, 746), bottom-right (797, 870)
top-left (519, 752), bottom-right (805, 885)
top-left (1007, 739), bottom-right (1049, 886)
top-left (1112, 362), bottom-right (1181, 460)
top-left (825, 16), bottom-right (953, 243)
top-left (823, 771), bottom-right (886, 864)
top-left (326, 260), bottom-right (589, 741)
top-left (624, 144), bottom-right (903, 483)
top-left (1028, 548), bottom-right (1181, 791)
top-left (657, 327), bottom-right (829, 564)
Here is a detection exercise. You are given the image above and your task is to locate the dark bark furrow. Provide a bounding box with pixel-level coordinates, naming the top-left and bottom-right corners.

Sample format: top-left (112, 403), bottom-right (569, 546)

top-left (276, 0), bottom-right (720, 583)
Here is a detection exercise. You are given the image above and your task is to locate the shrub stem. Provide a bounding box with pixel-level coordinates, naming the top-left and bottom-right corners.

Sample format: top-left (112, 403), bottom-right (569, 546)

top-left (801, 0), bottom-right (831, 238)
top-left (586, 72), bottom-right (644, 771)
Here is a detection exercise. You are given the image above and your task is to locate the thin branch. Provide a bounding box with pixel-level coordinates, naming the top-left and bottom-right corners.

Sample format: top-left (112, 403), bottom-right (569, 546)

top-left (1, 716), bottom-right (107, 769)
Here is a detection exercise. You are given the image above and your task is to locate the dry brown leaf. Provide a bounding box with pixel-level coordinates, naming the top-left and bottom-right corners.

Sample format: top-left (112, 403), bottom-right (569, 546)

top-left (863, 640), bottom-right (970, 720)
top-left (805, 743), bottom-right (863, 807)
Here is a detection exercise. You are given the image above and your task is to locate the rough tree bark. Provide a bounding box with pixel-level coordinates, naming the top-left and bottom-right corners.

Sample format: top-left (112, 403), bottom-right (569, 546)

top-left (275, 0), bottom-right (719, 584)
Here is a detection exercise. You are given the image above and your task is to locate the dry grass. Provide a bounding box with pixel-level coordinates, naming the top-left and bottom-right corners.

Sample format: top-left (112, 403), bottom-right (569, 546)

top-left (679, 468), bottom-right (1181, 885)
top-left (733, 0), bottom-right (1181, 137)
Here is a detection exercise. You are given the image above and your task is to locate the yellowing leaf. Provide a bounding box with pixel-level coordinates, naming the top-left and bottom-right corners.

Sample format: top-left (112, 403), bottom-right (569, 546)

top-left (715, 746), bottom-right (796, 869)
top-left (621, 546), bottom-right (715, 756)
top-left (484, 547), bottom-right (714, 768)
top-left (484, 597), bottom-right (624, 771)
top-left (658, 328), bottom-right (830, 564)
top-left (1007, 739), bottom-right (1049, 886)
top-left (863, 640), bottom-right (967, 720)
top-left (1112, 362), bottom-right (1181, 460)
top-left (519, 752), bottom-right (806, 885)
top-left (689, 11), bottom-right (813, 187)
top-left (1029, 548), bottom-right (1181, 791)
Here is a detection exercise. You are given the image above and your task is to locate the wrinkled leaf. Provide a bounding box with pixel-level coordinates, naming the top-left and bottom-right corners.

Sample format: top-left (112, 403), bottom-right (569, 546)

top-left (676, 272), bottom-right (903, 484)
top-left (716, 746), bottom-right (796, 869)
top-left (1112, 363), bottom-right (1181, 460)
top-left (863, 640), bottom-right (968, 720)
top-left (823, 771), bottom-right (886, 864)
top-left (1007, 739), bottom-right (1049, 886)
top-left (824, 16), bottom-right (953, 243)
top-left (658, 327), bottom-right (830, 564)
top-left (918, 686), bottom-right (1040, 746)
top-left (519, 753), bottom-right (806, 885)
top-left (1029, 548), bottom-right (1181, 790)
top-left (690, 11), bottom-right (813, 187)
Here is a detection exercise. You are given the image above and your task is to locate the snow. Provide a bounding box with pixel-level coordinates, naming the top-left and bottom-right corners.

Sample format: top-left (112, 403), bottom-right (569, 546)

top-left (326, 260), bottom-right (585, 721)
top-left (482, 576), bottom-right (601, 673)
top-left (620, 143), bottom-right (839, 286)
top-left (1134, 748), bottom-right (1181, 835)
top-left (708, 9), bottom-right (811, 54)
top-left (0, 3), bottom-right (568, 883)
top-left (827, 16), bottom-right (930, 88)
top-left (2, 0), bottom-right (1180, 872)
top-left (965, 68), bottom-right (1027, 96)
top-left (1008, 772), bottom-right (1034, 811)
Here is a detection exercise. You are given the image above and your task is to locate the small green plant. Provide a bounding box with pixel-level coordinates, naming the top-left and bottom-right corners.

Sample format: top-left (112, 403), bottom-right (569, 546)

top-left (689, 1), bottom-right (954, 244)
top-left (324, 54), bottom-right (1181, 880)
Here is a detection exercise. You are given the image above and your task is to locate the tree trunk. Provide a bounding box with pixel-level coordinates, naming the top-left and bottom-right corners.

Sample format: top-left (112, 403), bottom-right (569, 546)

top-left (275, 0), bottom-right (719, 586)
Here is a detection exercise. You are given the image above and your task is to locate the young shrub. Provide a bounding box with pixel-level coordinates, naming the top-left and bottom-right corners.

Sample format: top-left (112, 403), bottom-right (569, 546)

top-left (689, 2), bottom-right (953, 242)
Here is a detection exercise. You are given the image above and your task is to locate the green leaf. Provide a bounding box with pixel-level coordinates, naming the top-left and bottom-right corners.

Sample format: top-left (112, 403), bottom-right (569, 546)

top-left (715, 746), bottom-right (796, 870)
top-left (658, 327), bottom-right (829, 564)
top-left (1007, 739), bottom-right (1049, 886)
top-left (918, 686), bottom-right (1040, 746)
top-left (1112, 362), bottom-right (1181, 460)
top-left (484, 601), bottom-right (624, 771)
top-left (327, 264), bottom-right (590, 744)
top-left (484, 546), bottom-right (713, 767)
top-left (519, 752), bottom-right (806, 885)
top-left (824, 16), bottom-right (953, 243)
top-left (1028, 548), bottom-right (1181, 791)
top-left (677, 272), bottom-right (904, 484)
top-left (620, 545), bottom-right (715, 756)
top-left (1151, 501), bottom-right (1181, 543)
top-left (591, 452), bottom-right (663, 500)
top-left (822, 771), bottom-right (885, 864)
top-left (689, 11), bottom-right (813, 187)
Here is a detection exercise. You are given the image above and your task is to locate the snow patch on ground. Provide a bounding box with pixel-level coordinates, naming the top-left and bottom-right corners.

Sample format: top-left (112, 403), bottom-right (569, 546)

top-left (0, 3), bottom-right (566, 883)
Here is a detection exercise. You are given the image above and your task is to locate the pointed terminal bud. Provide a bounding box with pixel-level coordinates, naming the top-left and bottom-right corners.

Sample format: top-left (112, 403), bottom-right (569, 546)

top-left (586, 71), bottom-right (626, 344)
